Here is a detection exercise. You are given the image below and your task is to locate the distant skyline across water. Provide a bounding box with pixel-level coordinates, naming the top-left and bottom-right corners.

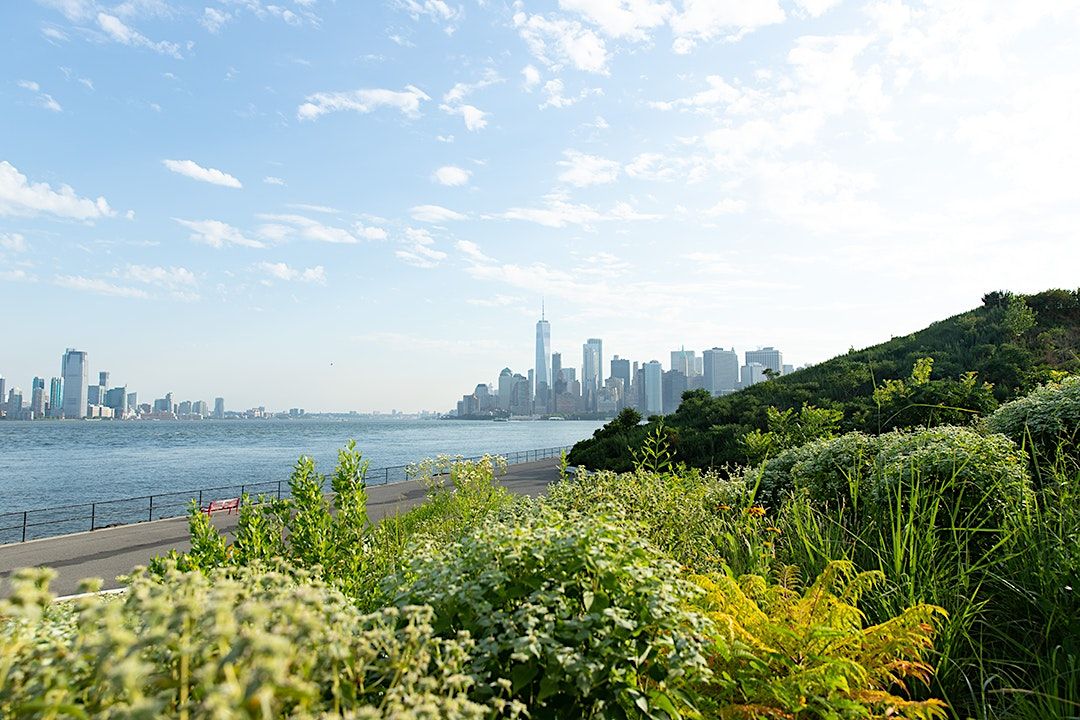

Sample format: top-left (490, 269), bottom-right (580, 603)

top-left (2, 2), bottom-right (1077, 410)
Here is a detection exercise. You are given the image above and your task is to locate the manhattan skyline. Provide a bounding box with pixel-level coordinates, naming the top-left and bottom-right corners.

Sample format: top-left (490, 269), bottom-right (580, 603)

top-left (2, 2), bottom-right (1078, 411)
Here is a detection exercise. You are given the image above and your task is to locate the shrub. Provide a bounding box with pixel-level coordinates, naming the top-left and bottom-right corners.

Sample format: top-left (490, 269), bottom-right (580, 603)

top-left (545, 468), bottom-right (774, 577)
top-left (755, 432), bottom-right (882, 510)
top-left (692, 562), bottom-right (948, 720)
top-left (388, 509), bottom-right (713, 719)
top-left (869, 426), bottom-right (1032, 541)
top-left (985, 375), bottom-right (1080, 477)
top-left (0, 564), bottom-right (516, 719)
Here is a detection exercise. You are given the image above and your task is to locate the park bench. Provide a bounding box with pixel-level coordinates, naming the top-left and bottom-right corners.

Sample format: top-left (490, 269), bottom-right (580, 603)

top-left (202, 497), bottom-right (240, 516)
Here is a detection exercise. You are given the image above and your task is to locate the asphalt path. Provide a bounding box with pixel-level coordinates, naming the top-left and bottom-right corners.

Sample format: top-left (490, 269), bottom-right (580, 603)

top-left (0, 458), bottom-right (563, 598)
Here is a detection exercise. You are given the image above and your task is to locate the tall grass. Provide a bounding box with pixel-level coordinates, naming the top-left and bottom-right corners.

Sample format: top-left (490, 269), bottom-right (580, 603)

top-left (769, 441), bottom-right (1079, 719)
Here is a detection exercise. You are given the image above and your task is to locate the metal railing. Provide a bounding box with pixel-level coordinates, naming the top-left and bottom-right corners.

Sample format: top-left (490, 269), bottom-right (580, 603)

top-left (0, 445), bottom-right (573, 545)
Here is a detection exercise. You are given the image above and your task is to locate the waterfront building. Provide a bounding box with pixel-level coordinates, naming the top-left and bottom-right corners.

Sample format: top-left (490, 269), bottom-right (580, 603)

top-left (783, 364), bottom-right (795, 376)
top-left (127, 392), bottom-right (138, 412)
top-left (497, 368), bottom-right (513, 411)
top-left (193, 400), bottom-right (209, 416)
top-left (509, 373), bottom-right (532, 416)
top-left (703, 347), bottom-right (739, 396)
top-left (551, 353), bottom-right (562, 392)
top-left (49, 377), bottom-right (62, 417)
top-left (745, 347), bottom-right (783, 374)
top-left (582, 338), bottom-right (602, 412)
top-left (0, 376), bottom-right (5, 417)
top-left (178, 400), bottom-right (193, 416)
top-left (535, 313), bottom-right (552, 413)
top-left (31, 385), bottom-right (46, 417)
top-left (214, 397), bottom-right (225, 419)
top-left (643, 361), bottom-right (663, 415)
top-left (61, 349), bottom-right (89, 419)
top-left (105, 387), bottom-right (127, 417)
top-left (741, 362), bottom-right (768, 387)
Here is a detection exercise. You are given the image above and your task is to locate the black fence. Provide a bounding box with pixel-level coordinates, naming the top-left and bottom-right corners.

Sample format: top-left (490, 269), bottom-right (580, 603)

top-left (0, 445), bottom-right (573, 545)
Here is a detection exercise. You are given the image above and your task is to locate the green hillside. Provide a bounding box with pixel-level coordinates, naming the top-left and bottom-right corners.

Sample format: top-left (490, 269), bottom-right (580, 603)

top-left (569, 289), bottom-right (1080, 471)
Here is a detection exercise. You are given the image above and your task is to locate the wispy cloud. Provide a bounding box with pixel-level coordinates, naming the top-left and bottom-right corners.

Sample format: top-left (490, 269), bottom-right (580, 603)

top-left (432, 165), bottom-right (471, 186)
top-left (17, 79), bottom-right (62, 112)
top-left (256, 261), bottom-right (326, 284)
top-left (96, 12), bottom-right (183, 58)
top-left (55, 274), bottom-right (149, 298)
top-left (410, 204), bottom-right (467, 223)
top-left (163, 159), bottom-right (242, 188)
top-left (297, 85), bottom-right (430, 121)
top-left (174, 218), bottom-right (264, 248)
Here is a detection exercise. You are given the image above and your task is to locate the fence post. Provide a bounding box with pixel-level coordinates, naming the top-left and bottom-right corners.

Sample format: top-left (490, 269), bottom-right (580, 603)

top-left (198, 490), bottom-right (203, 510)
top-left (385, 467), bottom-right (389, 485)
top-left (148, 495), bottom-right (154, 522)
top-left (240, 484), bottom-right (245, 499)
top-left (276, 480), bottom-right (281, 500)
top-left (22, 511), bottom-right (27, 543)
top-left (90, 503), bottom-right (95, 531)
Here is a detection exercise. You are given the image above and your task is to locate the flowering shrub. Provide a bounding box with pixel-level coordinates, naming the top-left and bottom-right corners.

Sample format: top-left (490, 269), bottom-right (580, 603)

top-left (389, 510), bottom-right (714, 719)
top-left (985, 375), bottom-right (1080, 476)
top-left (0, 564), bottom-right (515, 719)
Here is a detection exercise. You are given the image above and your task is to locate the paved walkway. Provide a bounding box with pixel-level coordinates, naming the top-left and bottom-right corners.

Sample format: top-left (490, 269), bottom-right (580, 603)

top-left (0, 458), bottom-right (563, 598)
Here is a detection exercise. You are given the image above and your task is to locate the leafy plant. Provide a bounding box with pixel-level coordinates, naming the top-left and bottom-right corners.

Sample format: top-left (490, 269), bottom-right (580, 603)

top-left (691, 562), bottom-right (948, 720)
top-left (0, 563), bottom-right (516, 719)
top-left (984, 374), bottom-right (1080, 478)
top-left (388, 509), bottom-right (714, 719)
top-left (741, 404), bottom-right (844, 465)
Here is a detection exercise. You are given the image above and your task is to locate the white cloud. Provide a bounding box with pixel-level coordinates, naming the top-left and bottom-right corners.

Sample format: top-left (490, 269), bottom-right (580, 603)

top-left (703, 198), bottom-right (748, 215)
top-left (175, 218), bottom-right (265, 248)
top-left (432, 165), bottom-right (471, 186)
top-left (0, 160), bottom-right (115, 220)
top-left (522, 64), bottom-right (541, 90)
top-left (0, 233), bottom-right (28, 252)
top-left (298, 85), bottom-right (430, 121)
top-left (557, 0), bottom-right (673, 40)
top-left (557, 149), bottom-right (620, 187)
top-left (41, 26), bottom-right (70, 42)
top-left (201, 7), bottom-right (230, 33)
top-left (513, 11), bottom-right (609, 74)
top-left (162, 159), bottom-right (243, 188)
top-left (443, 70), bottom-right (501, 103)
top-left (439, 103), bottom-right (488, 131)
top-left (17, 79), bottom-right (63, 112)
top-left (257, 261), bottom-right (326, 284)
top-left (37, 0), bottom-right (94, 22)
top-left (354, 222), bottom-right (388, 240)
top-left (394, 0), bottom-right (461, 31)
top-left (669, 0), bottom-right (785, 47)
top-left (498, 192), bottom-right (660, 228)
top-left (396, 227), bottom-right (447, 268)
top-left (96, 13), bottom-right (183, 58)
top-left (55, 274), bottom-right (149, 298)
top-left (123, 263), bottom-right (197, 289)
top-left (410, 204), bottom-right (467, 223)
top-left (539, 79), bottom-right (601, 109)
top-left (263, 176), bottom-right (286, 186)
top-left (792, 0), bottom-right (842, 18)
top-left (624, 152), bottom-right (708, 182)
top-left (0, 269), bottom-right (35, 283)
top-left (455, 239), bottom-right (494, 264)
top-left (256, 213), bottom-right (360, 243)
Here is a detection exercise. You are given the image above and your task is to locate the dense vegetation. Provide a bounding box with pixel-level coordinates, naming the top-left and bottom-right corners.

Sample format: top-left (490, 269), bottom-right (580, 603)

top-left (1, 294), bottom-right (1077, 718)
top-left (568, 289), bottom-right (1080, 472)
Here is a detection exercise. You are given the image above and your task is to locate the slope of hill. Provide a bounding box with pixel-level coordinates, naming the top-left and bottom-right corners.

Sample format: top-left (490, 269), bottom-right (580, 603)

top-left (569, 289), bottom-right (1080, 471)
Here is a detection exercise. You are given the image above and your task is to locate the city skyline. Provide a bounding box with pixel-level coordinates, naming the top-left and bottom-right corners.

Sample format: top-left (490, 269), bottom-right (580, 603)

top-left (2, 3), bottom-right (1077, 410)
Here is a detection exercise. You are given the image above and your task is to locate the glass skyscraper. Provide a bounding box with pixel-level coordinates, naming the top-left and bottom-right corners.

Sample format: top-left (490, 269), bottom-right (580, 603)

top-left (61, 349), bottom-right (89, 419)
top-left (535, 314), bottom-right (551, 412)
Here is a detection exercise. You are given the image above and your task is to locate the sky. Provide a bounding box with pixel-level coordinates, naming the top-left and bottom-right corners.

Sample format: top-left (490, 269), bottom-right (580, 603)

top-left (1, 0), bottom-right (1078, 412)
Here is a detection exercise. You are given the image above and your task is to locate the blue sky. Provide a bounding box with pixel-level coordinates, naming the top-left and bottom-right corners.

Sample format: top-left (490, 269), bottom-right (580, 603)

top-left (1, 0), bottom-right (1078, 412)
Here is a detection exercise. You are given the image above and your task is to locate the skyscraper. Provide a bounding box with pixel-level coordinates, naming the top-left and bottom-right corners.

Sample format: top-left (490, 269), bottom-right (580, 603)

top-left (643, 361), bottom-right (663, 415)
top-left (214, 397), bottom-right (225, 419)
top-left (61, 349), bottom-right (89, 419)
top-left (535, 310), bottom-right (551, 412)
top-left (670, 348), bottom-right (698, 377)
top-left (582, 338), bottom-right (602, 412)
top-left (745, 347), bottom-right (783, 374)
top-left (0, 377), bottom-right (6, 416)
top-left (497, 368), bottom-right (513, 411)
top-left (610, 356), bottom-right (631, 409)
top-left (49, 377), bottom-right (62, 417)
top-left (31, 385), bottom-right (46, 417)
top-left (703, 347), bottom-right (740, 396)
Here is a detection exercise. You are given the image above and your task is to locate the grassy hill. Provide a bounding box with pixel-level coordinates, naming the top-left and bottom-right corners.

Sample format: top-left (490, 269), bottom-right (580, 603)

top-left (569, 289), bottom-right (1080, 471)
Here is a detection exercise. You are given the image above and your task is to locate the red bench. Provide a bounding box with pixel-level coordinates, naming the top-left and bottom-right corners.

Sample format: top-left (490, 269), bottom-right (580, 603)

top-left (202, 497), bottom-right (240, 516)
